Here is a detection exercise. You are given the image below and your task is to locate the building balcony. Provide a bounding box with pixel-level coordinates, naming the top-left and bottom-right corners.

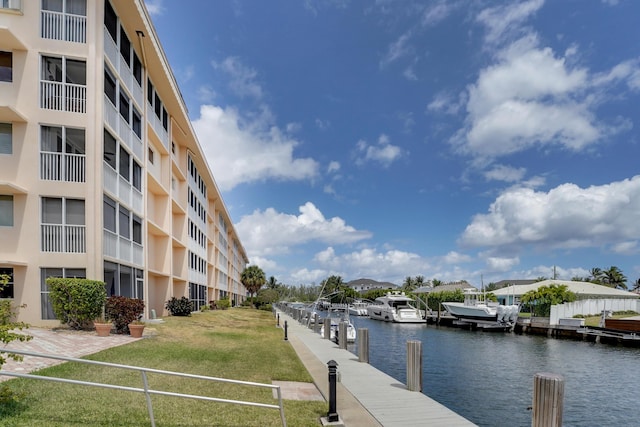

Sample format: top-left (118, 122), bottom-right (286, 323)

top-left (41, 224), bottom-right (85, 253)
top-left (40, 81), bottom-right (86, 113)
top-left (40, 152), bottom-right (85, 182)
top-left (41, 9), bottom-right (86, 44)
top-left (104, 96), bottom-right (143, 161)
top-left (103, 164), bottom-right (143, 214)
top-left (103, 229), bottom-right (143, 267)
top-left (147, 101), bottom-right (169, 150)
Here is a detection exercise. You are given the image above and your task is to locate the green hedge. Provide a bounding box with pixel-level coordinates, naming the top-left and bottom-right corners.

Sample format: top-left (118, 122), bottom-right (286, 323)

top-left (47, 278), bottom-right (106, 330)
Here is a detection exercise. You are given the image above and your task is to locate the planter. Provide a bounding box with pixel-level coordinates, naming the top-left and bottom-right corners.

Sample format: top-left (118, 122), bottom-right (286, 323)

top-left (128, 323), bottom-right (145, 338)
top-left (95, 322), bottom-right (113, 337)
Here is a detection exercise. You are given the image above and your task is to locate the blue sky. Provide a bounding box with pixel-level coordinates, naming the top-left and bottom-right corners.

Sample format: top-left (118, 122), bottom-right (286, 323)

top-left (145, 0), bottom-right (640, 288)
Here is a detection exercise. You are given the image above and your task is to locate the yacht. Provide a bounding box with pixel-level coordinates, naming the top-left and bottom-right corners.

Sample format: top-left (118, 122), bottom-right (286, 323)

top-left (319, 307), bottom-right (357, 342)
top-left (441, 289), bottom-right (519, 324)
top-left (366, 292), bottom-right (425, 323)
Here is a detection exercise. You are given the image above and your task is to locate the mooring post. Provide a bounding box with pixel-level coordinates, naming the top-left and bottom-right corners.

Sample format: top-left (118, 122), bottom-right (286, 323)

top-left (338, 321), bottom-right (347, 349)
top-left (313, 313), bottom-right (320, 333)
top-left (532, 372), bottom-right (564, 427)
top-left (327, 360), bottom-right (340, 422)
top-left (323, 317), bottom-right (331, 340)
top-left (406, 340), bottom-right (422, 392)
top-left (358, 328), bottom-right (369, 363)
top-left (284, 320), bottom-right (288, 341)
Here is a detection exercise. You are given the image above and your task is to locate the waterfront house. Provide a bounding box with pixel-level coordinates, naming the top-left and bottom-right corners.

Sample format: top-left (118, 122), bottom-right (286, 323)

top-left (346, 278), bottom-right (398, 294)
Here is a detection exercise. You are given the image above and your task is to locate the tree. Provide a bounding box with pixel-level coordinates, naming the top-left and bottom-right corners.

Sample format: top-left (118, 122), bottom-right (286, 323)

top-left (431, 279), bottom-right (443, 287)
top-left (241, 265), bottom-right (266, 305)
top-left (266, 276), bottom-right (279, 289)
top-left (602, 266), bottom-right (627, 290)
top-left (521, 284), bottom-right (576, 317)
top-left (590, 267), bottom-right (604, 284)
top-left (402, 276), bottom-right (415, 291)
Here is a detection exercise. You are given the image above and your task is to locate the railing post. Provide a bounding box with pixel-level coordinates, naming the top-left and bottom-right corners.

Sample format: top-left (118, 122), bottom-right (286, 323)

top-left (338, 322), bottom-right (347, 349)
top-left (406, 340), bottom-right (422, 392)
top-left (358, 328), bottom-right (369, 363)
top-left (326, 360), bottom-right (340, 423)
top-left (283, 321), bottom-right (288, 341)
top-left (532, 372), bottom-right (564, 427)
top-left (323, 318), bottom-right (331, 340)
top-left (140, 370), bottom-right (156, 427)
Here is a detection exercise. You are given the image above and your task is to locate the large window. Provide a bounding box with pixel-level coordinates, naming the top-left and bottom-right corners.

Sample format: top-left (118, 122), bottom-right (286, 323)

top-left (41, 0), bottom-right (87, 43)
top-left (0, 51), bottom-right (11, 82)
top-left (0, 195), bottom-right (13, 227)
top-left (104, 1), bottom-right (117, 42)
top-left (40, 125), bottom-right (85, 182)
top-left (1, 1), bottom-right (22, 11)
top-left (41, 197), bottom-right (85, 252)
top-left (41, 56), bottom-right (87, 113)
top-left (104, 261), bottom-right (143, 298)
top-left (0, 123), bottom-right (11, 155)
top-left (40, 267), bottom-right (85, 319)
top-left (0, 267), bottom-right (13, 299)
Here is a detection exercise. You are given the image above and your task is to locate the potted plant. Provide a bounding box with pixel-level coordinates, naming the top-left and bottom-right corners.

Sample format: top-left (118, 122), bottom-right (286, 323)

top-left (105, 296), bottom-right (145, 335)
top-left (128, 319), bottom-right (145, 338)
top-left (93, 317), bottom-right (113, 337)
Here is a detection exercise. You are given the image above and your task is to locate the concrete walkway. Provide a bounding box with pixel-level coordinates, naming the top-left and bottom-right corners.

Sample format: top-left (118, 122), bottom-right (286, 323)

top-left (279, 310), bottom-right (476, 427)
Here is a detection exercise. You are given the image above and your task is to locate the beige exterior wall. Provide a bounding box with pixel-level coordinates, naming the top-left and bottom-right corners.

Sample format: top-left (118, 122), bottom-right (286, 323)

top-left (0, 0), bottom-right (248, 326)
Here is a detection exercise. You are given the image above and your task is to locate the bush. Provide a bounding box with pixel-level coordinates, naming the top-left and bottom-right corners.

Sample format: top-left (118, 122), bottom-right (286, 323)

top-left (48, 278), bottom-right (106, 330)
top-left (216, 299), bottom-right (230, 310)
top-left (165, 297), bottom-right (192, 316)
top-left (105, 296), bottom-right (145, 334)
top-left (1, 274), bottom-right (31, 370)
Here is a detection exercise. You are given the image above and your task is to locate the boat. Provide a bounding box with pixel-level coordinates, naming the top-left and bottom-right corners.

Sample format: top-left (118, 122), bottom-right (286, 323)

top-left (348, 300), bottom-right (370, 316)
top-left (319, 307), bottom-right (357, 342)
top-left (366, 292), bottom-right (425, 323)
top-left (441, 289), bottom-right (519, 324)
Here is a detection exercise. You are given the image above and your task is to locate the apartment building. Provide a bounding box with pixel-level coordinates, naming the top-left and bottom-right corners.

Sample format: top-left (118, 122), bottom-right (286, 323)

top-left (0, 0), bottom-right (249, 325)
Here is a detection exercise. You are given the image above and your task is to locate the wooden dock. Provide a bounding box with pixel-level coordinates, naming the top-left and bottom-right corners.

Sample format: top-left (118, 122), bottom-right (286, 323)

top-left (280, 310), bottom-right (476, 427)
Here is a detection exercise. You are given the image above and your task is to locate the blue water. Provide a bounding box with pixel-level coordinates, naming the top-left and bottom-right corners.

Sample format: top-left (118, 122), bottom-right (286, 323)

top-left (347, 317), bottom-right (639, 427)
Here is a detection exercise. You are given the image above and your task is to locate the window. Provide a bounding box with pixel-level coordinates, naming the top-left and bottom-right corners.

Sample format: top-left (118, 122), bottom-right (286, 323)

top-left (104, 68), bottom-right (116, 105)
top-left (0, 51), bottom-right (11, 82)
top-left (119, 26), bottom-right (131, 66)
top-left (41, 125), bottom-right (85, 154)
top-left (132, 215), bottom-right (142, 244)
top-left (104, 261), bottom-right (143, 299)
top-left (118, 205), bottom-right (130, 239)
top-left (132, 107), bottom-right (141, 138)
top-left (132, 161), bottom-right (142, 191)
top-left (148, 147), bottom-right (154, 164)
top-left (41, 267), bottom-right (86, 319)
top-left (1, 1), bottom-right (22, 11)
top-left (119, 146), bottom-right (130, 181)
top-left (42, 197), bottom-right (84, 225)
top-left (133, 53), bottom-right (142, 85)
top-left (103, 195), bottom-right (116, 233)
top-left (42, 0), bottom-right (86, 16)
top-left (0, 195), bottom-right (14, 226)
top-left (118, 92), bottom-right (129, 123)
top-left (0, 268), bottom-right (14, 299)
top-left (0, 123), bottom-right (11, 155)
top-left (103, 130), bottom-right (117, 170)
top-left (42, 56), bottom-right (86, 85)
top-left (104, 1), bottom-right (117, 42)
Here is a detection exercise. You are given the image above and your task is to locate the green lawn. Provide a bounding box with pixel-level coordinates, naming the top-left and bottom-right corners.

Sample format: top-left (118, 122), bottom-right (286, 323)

top-left (0, 309), bottom-right (326, 426)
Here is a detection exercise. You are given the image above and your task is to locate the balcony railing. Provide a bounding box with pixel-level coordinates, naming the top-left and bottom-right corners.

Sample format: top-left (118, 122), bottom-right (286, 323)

top-left (41, 10), bottom-right (86, 43)
top-left (147, 102), bottom-right (169, 149)
top-left (103, 229), bottom-right (144, 266)
top-left (41, 81), bottom-right (86, 113)
top-left (104, 96), bottom-right (143, 161)
top-left (41, 224), bottom-right (86, 253)
top-left (40, 152), bottom-right (86, 182)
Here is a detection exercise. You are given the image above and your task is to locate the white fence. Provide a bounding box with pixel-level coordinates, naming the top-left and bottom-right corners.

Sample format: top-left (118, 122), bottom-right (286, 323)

top-left (550, 299), bottom-right (640, 325)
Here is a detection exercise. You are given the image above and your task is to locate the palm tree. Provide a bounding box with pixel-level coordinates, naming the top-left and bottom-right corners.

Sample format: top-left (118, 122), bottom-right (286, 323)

top-left (402, 276), bottom-right (416, 291)
top-left (241, 265), bottom-right (266, 305)
top-left (602, 266), bottom-right (627, 290)
top-left (266, 276), bottom-right (278, 289)
top-left (590, 267), bottom-right (604, 284)
top-left (431, 278), bottom-right (443, 287)
top-left (632, 278), bottom-right (640, 293)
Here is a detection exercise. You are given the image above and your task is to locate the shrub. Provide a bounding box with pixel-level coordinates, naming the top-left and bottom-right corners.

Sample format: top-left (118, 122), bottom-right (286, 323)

top-left (199, 304), bottom-right (209, 312)
top-left (165, 297), bottom-right (193, 316)
top-left (48, 278), bottom-right (106, 330)
top-left (216, 299), bottom-right (230, 310)
top-left (105, 296), bottom-right (145, 334)
top-left (1, 273), bottom-right (31, 370)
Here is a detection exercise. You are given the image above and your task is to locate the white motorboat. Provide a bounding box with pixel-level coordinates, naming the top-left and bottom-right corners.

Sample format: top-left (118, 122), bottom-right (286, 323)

top-left (366, 292), bottom-right (425, 323)
top-left (319, 308), bottom-right (357, 342)
top-left (348, 301), bottom-right (370, 316)
top-left (441, 289), bottom-right (519, 324)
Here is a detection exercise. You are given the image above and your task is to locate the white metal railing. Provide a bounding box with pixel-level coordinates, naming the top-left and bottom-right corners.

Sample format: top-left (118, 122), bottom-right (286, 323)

top-left (41, 224), bottom-right (86, 253)
top-left (133, 241), bottom-right (143, 266)
top-left (188, 269), bottom-right (206, 285)
top-left (41, 10), bottom-right (86, 43)
top-left (104, 27), bottom-right (118, 67)
top-left (40, 152), bottom-right (85, 182)
top-left (103, 165), bottom-right (118, 197)
top-left (104, 229), bottom-right (118, 258)
top-left (132, 189), bottom-right (143, 214)
top-left (119, 235), bottom-right (132, 262)
top-left (0, 349), bottom-right (286, 427)
top-left (104, 96), bottom-right (118, 133)
top-left (41, 81), bottom-right (86, 113)
top-left (131, 128), bottom-right (143, 160)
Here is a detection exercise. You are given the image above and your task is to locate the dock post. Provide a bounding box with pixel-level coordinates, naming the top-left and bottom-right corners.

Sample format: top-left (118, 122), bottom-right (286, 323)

top-left (284, 321), bottom-right (288, 341)
top-left (327, 360), bottom-right (340, 423)
top-left (532, 372), bottom-right (564, 427)
top-left (313, 313), bottom-right (319, 332)
top-left (338, 321), bottom-right (347, 349)
top-left (358, 328), bottom-right (369, 363)
top-left (406, 340), bottom-right (422, 392)
top-left (323, 318), bottom-right (331, 340)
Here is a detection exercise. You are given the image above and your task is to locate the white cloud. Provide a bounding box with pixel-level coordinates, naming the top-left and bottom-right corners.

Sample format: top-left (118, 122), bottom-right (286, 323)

top-left (380, 30), bottom-right (414, 68)
top-left (592, 58), bottom-right (640, 91)
top-left (403, 66), bottom-right (418, 81)
top-left (611, 241), bottom-right (639, 255)
top-left (460, 176), bottom-right (640, 251)
top-left (427, 91), bottom-right (466, 115)
top-left (315, 118), bottom-right (330, 130)
top-left (422, 1), bottom-right (455, 27)
top-left (355, 134), bottom-right (403, 167)
top-left (442, 251), bottom-right (473, 264)
top-left (485, 256), bottom-right (520, 272)
top-left (327, 161), bottom-right (340, 173)
top-left (192, 105), bottom-right (319, 191)
top-left (235, 202), bottom-right (372, 257)
top-left (144, 0), bottom-right (164, 15)
top-left (476, 0), bottom-right (544, 46)
top-left (290, 268), bottom-right (329, 285)
top-left (197, 85), bottom-right (216, 103)
top-left (484, 165), bottom-right (526, 183)
top-left (212, 57), bottom-right (263, 99)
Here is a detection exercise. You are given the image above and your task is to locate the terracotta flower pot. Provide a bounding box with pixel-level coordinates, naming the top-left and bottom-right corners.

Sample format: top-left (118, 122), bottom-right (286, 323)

top-left (128, 323), bottom-right (145, 338)
top-left (95, 322), bottom-right (112, 337)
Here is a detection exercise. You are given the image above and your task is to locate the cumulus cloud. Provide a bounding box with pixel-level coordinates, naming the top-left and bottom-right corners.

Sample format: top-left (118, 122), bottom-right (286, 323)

top-left (427, 91), bottom-right (466, 115)
top-left (476, 0), bottom-right (544, 46)
top-left (355, 134), bottom-right (403, 167)
top-left (484, 165), bottom-right (526, 183)
top-left (192, 105), bottom-right (319, 191)
top-left (235, 202), bottom-right (372, 257)
top-left (460, 176), bottom-right (640, 250)
top-left (485, 256), bottom-right (520, 272)
top-left (212, 57), bottom-right (263, 99)
top-left (327, 161), bottom-right (340, 173)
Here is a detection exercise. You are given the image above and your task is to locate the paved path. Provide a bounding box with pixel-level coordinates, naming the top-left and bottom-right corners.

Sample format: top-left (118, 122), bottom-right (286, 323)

top-left (279, 310), bottom-right (477, 427)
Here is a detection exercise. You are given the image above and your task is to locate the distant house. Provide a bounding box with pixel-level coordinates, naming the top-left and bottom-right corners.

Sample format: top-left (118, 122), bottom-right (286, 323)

top-left (346, 278), bottom-right (398, 293)
top-left (413, 280), bottom-right (475, 294)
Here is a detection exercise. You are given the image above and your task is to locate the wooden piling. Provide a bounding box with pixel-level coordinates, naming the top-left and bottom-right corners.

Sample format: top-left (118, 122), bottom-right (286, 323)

top-left (532, 372), bottom-right (564, 427)
top-left (406, 340), bottom-right (422, 392)
top-left (338, 322), bottom-right (347, 349)
top-left (323, 317), bottom-right (331, 340)
top-left (358, 328), bottom-right (369, 363)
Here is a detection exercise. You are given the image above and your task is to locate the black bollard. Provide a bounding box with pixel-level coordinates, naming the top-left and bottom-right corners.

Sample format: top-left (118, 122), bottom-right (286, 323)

top-left (284, 320), bottom-right (288, 341)
top-left (327, 360), bottom-right (339, 422)
top-left (277, 313), bottom-right (280, 327)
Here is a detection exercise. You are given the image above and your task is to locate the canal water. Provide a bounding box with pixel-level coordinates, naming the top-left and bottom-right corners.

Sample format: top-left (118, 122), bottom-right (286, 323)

top-left (346, 316), bottom-right (638, 427)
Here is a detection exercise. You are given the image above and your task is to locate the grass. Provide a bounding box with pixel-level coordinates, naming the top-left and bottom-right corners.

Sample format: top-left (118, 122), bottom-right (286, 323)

top-left (0, 309), bottom-right (326, 426)
top-left (583, 312), bottom-right (638, 327)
